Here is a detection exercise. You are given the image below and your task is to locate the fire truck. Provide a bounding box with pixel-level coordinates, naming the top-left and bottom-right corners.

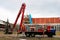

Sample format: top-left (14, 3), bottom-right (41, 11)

top-left (23, 15), bottom-right (56, 37)
top-left (6, 3), bottom-right (56, 37)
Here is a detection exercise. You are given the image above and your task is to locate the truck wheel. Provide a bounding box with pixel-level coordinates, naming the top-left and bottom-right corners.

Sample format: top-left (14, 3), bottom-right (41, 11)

top-left (47, 33), bottom-right (53, 37)
top-left (31, 34), bottom-right (35, 37)
top-left (26, 34), bottom-right (30, 37)
top-left (48, 35), bottom-right (53, 37)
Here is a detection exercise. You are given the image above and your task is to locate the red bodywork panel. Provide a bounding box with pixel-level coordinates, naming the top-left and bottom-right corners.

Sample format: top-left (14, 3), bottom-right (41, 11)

top-left (12, 3), bottom-right (26, 33)
top-left (38, 28), bottom-right (44, 32)
top-left (47, 25), bottom-right (51, 32)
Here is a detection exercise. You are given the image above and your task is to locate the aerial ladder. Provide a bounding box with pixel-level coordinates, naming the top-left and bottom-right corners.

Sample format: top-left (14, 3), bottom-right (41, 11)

top-left (11, 3), bottom-right (26, 33)
top-left (4, 3), bottom-right (56, 37)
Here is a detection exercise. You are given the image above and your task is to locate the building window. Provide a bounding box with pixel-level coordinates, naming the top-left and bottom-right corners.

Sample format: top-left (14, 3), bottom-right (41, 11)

top-left (55, 25), bottom-right (60, 31)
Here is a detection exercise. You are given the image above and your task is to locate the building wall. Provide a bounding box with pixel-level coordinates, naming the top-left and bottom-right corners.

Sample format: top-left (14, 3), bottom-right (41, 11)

top-left (32, 18), bottom-right (60, 24)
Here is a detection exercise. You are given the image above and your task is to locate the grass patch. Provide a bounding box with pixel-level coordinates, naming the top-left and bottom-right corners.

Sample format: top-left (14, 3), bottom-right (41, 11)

top-left (0, 37), bottom-right (60, 40)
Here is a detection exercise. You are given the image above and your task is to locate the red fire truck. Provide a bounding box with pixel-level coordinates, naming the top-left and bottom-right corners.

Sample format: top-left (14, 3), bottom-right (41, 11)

top-left (24, 24), bottom-right (56, 37)
top-left (6, 3), bottom-right (56, 37)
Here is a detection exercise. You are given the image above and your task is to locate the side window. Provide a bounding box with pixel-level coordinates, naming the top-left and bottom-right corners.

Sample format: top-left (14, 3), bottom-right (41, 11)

top-left (38, 25), bottom-right (42, 29)
top-left (36, 25), bottom-right (42, 31)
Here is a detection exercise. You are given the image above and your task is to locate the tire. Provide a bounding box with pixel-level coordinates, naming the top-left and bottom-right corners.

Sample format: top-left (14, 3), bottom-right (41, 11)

top-left (26, 33), bottom-right (30, 37)
top-left (47, 33), bottom-right (53, 37)
top-left (31, 34), bottom-right (35, 37)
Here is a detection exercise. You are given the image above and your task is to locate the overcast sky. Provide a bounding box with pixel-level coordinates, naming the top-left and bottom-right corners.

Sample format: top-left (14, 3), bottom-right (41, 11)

top-left (0, 0), bottom-right (60, 23)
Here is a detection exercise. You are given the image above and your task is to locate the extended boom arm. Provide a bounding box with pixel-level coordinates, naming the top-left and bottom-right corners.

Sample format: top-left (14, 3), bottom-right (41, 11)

top-left (12, 3), bottom-right (26, 33)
